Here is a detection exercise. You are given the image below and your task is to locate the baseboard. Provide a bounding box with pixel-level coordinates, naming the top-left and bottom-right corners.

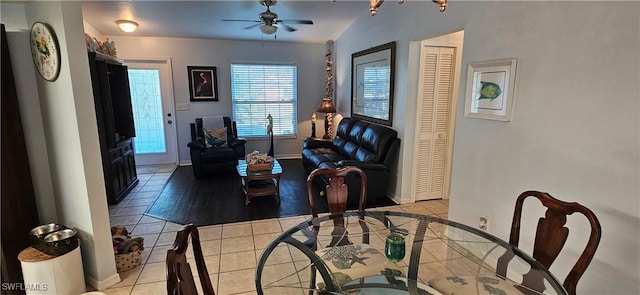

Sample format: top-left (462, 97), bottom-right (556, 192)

top-left (85, 272), bottom-right (121, 291)
top-left (388, 193), bottom-right (402, 204)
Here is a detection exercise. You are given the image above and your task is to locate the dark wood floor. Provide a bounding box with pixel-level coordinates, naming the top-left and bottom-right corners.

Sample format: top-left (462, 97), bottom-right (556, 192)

top-left (144, 159), bottom-right (396, 226)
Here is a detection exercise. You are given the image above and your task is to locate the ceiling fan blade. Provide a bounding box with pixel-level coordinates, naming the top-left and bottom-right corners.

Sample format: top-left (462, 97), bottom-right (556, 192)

top-left (277, 23), bottom-right (297, 32)
top-left (222, 19), bottom-right (262, 23)
top-left (279, 19), bottom-right (314, 25)
top-left (243, 23), bottom-right (262, 30)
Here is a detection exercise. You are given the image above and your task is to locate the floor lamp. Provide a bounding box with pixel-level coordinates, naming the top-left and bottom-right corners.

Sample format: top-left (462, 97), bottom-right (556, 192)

top-left (317, 98), bottom-right (336, 139)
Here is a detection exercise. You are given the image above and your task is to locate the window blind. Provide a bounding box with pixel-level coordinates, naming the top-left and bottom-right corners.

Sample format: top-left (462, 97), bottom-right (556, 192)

top-left (362, 66), bottom-right (391, 120)
top-left (231, 64), bottom-right (298, 137)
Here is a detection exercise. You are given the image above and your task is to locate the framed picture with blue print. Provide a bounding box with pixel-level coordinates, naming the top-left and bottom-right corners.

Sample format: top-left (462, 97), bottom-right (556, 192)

top-left (464, 59), bottom-right (517, 121)
top-left (188, 66), bottom-right (219, 101)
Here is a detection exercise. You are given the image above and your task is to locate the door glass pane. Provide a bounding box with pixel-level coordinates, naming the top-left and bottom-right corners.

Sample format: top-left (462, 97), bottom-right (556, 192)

top-left (128, 69), bottom-right (166, 154)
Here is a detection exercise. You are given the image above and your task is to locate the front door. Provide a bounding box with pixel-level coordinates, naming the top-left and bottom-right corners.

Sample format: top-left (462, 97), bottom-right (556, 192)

top-left (125, 58), bottom-right (177, 165)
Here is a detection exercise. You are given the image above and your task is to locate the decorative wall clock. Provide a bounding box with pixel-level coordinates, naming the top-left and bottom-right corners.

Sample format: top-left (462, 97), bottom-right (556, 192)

top-left (30, 22), bottom-right (61, 82)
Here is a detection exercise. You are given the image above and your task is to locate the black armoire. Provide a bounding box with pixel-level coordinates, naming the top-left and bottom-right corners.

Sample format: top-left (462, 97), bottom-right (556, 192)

top-left (88, 52), bottom-right (138, 204)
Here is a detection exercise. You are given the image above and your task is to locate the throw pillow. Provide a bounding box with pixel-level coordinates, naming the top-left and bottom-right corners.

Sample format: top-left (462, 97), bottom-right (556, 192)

top-left (204, 127), bottom-right (228, 148)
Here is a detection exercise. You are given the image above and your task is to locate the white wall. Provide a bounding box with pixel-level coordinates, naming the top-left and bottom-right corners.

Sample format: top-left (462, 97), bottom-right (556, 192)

top-left (83, 20), bottom-right (104, 41)
top-left (7, 1), bottom-right (120, 289)
top-left (335, 1), bottom-right (639, 294)
top-left (1, 3), bottom-right (27, 30)
top-left (106, 36), bottom-right (327, 162)
top-left (3, 3), bottom-right (58, 223)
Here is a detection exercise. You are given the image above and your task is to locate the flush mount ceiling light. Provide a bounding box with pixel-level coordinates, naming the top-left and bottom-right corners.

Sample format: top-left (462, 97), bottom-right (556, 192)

top-left (259, 24), bottom-right (277, 35)
top-left (116, 20), bottom-right (138, 33)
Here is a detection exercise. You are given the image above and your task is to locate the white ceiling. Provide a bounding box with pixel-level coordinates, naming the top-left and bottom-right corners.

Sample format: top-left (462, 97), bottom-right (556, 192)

top-left (81, 0), bottom-right (372, 44)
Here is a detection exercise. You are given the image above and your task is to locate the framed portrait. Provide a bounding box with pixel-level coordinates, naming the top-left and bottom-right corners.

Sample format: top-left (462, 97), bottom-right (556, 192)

top-left (188, 66), bottom-right (218, 101)
top-left (351, 41), bottom-right (395, 126)
top-left (464, 59), bottom-right (517, 121)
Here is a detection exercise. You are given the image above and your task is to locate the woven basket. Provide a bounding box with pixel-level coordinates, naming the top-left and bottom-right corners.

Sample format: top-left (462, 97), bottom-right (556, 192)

top-left (115, 250), bottom-right (141, 273)
top-left (248, 162), bottom-right (272, 171)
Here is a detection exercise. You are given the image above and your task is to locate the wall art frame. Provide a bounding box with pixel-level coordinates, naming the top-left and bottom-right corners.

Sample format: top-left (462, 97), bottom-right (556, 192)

top-left (351, 41), bottom-right (395, 126)
top-left (464, 59), bottom-right (517, 121)
top-left (188, 66), bottom-right (219, 101)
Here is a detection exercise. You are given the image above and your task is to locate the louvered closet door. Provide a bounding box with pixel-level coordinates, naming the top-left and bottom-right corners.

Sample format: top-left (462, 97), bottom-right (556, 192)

top-left (414, 46), bottom-right (455, 201)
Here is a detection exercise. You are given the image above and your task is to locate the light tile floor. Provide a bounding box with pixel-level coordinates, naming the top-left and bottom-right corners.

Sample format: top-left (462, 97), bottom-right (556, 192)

top-left (103, 164), bottom-right (449, 295)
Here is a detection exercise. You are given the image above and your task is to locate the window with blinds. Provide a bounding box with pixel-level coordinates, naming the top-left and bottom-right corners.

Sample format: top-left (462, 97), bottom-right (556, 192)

top-left (231, 64), bottom-right (298, 137)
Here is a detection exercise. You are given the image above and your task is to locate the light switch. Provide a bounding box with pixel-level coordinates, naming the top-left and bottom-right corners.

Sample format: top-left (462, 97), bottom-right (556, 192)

top-left (176, 103), bottom-right (190, 111)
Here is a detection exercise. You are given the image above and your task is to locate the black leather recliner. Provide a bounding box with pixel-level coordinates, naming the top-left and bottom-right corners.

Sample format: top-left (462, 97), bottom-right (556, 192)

top-left (187, 117), bottom-right (247, 176)
top-left (302, 117), bottom-right (400, 206)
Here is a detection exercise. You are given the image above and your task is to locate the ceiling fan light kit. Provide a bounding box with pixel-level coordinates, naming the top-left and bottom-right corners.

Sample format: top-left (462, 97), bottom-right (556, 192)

top-left (260, 24), bottom-right (277, 35)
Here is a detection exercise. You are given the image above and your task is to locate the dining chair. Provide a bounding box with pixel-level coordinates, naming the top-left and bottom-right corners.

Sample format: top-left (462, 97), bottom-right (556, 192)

top-left (166, 224), bottom-right (216, 295)
top-left (306, 166), bottom-right (368, 247)
top-left (428, 190), bottom-right (602, 295)
top-left (305, 167), bottom-right (404, 293)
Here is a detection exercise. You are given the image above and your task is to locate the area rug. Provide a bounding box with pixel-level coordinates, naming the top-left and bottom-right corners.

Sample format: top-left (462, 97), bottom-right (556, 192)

top-left (144, 159), bottom-right (396, 226)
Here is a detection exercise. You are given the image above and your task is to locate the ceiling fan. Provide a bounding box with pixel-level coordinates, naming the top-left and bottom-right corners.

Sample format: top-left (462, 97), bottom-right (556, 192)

top-left (223, 0), bottom-right (314, 35)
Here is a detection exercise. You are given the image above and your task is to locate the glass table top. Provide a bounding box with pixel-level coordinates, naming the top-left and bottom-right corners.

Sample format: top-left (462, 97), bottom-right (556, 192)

top-left (255, 211), bottom-right (566, 295)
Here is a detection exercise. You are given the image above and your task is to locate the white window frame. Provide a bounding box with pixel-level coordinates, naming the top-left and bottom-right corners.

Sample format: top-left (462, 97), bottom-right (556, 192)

top-left (230, 63), bottom-right (298, 138)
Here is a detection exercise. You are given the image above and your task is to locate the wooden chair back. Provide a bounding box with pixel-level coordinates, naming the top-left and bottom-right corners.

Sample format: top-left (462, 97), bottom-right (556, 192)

top-left (166, 224), bottom-right (215, 295)
top-left (306, 166), bottom-right (367, 246)
top-left (499, 191), bottom-right (601, 295)
top-left (307, 166), bottom-right (367, 216)
top-left (305, 166), bottom-right (370, 294)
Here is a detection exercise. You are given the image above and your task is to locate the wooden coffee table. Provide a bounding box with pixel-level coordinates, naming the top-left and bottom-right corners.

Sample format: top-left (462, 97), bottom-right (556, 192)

top-left (236, 158), bottom-right (282, 205)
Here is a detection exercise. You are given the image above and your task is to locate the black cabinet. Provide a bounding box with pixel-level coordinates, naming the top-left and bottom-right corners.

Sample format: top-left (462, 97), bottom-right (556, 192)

top-left (110, 138), bottom-right (138, 202)
top-left (88, 52), bottom-right (138, 204)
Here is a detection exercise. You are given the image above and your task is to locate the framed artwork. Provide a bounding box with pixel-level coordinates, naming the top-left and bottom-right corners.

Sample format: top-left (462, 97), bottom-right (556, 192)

top-left (188, 66), bottom-right (218, 101)
top-left (464, 59), bottom-right (517, 121)
top-left (351, 41), bottom-right (395, 126)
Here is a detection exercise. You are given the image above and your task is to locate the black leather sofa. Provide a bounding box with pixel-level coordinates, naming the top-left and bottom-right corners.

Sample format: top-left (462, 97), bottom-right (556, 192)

top-left (302, 117), bottom-right (400, 205)
top-left (187, 117), bottom-right (247, 176)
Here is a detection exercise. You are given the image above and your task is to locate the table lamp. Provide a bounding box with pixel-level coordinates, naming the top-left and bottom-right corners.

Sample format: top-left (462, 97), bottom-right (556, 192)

top-left (317, 98), bottom-right (336, 139)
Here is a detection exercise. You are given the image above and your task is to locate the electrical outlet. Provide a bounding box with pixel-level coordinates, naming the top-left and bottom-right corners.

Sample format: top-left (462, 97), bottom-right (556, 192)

top-left (479, 217), bottom-right (488, 230)
top-left (176, 103), bottom-right (190, 111)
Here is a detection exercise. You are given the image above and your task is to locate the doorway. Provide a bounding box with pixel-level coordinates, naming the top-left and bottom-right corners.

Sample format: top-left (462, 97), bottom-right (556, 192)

top-left (412, 31), bottom-right (463, 201)
top-left (124, 58), bottom-right (178, 165)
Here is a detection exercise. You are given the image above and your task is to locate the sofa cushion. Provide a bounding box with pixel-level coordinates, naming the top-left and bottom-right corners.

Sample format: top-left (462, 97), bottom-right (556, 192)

top-left (347, 120), bottom-right (368, 144)
top-left (308, 153), bottom-right (349, 168)
top-left (318, 161), bottom-right (339, 169)
top-left (302, 147), bottom-right (337, 159)
top-left (332, 138), bottom-right (348, 152)
top-left (354, 148), bottom-right (379, 163)
top-left (340, 141), bottom-right (360, 159)
top-left (361, 124), bottom-right (397, 159)
top-left (335, 118), bottom-right (356, 139)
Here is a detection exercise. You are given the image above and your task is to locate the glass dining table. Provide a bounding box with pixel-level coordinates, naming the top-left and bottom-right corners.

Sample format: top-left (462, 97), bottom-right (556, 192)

top-left (255, 211), bottom-right (566, 295)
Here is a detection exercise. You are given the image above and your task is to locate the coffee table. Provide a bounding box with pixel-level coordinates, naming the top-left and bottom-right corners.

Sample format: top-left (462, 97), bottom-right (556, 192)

top-left (236, 158), bottom-right (282, 205)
